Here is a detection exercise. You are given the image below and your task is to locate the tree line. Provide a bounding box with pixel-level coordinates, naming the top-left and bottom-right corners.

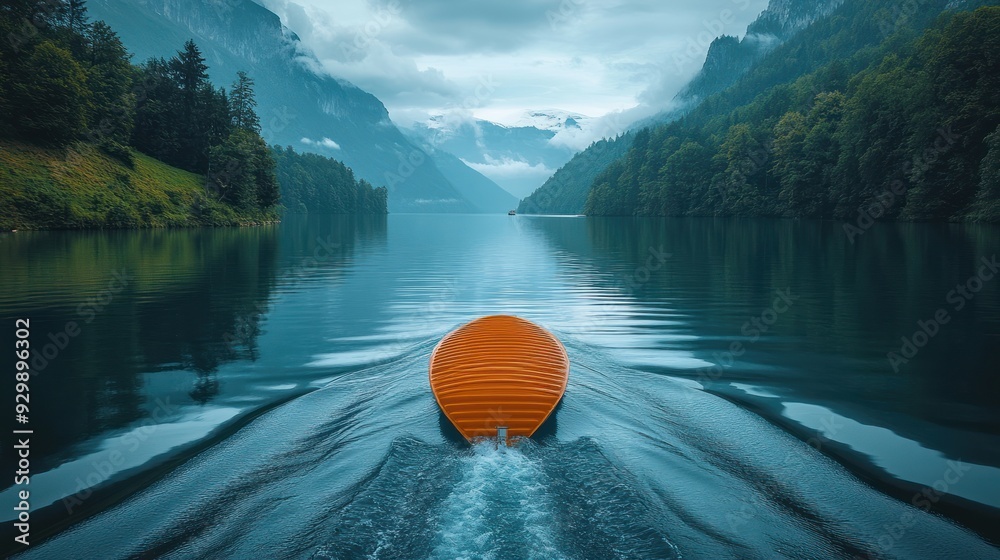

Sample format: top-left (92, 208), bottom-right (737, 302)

top-left (0, 0), bottom-right (387, 216)
top-left (273, 147), bottom-right (387, 215)
top-left (584, 5), bottom-right (1000, 224)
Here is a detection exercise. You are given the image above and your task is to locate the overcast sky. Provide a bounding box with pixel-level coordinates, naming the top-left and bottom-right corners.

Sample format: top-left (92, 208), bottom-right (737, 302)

top-left (258, 0), bottom-right (769, 142)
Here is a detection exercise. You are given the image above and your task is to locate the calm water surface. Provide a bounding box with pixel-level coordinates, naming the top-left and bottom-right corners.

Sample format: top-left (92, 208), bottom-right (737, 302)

top-left (1, 214), bottom-right (998, 559)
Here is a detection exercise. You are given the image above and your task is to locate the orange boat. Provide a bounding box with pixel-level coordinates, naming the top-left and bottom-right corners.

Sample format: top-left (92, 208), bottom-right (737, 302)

top-left (429, 315), bottom-right (569, 444)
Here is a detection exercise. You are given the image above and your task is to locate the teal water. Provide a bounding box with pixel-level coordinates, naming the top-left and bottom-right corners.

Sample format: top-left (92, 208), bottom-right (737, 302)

top-left (1, 214), bottom-right (998, 558)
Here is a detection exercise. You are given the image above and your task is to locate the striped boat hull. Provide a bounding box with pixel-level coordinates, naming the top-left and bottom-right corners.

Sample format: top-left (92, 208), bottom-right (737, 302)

top-left (429, 315), bottom-right (569, 442)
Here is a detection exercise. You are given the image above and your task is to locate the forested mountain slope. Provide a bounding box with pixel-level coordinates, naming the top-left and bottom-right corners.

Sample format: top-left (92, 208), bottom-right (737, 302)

top-left (584, 4), bottom-right (1000, 224)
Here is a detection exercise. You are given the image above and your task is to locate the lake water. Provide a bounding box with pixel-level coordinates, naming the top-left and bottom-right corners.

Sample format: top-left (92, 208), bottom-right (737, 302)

top-left (1, 214), bottom-right (998, 559)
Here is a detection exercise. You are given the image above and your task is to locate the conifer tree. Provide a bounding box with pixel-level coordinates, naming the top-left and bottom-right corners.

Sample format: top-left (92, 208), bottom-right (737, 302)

top-left (230, 70), bottom-right (260, 134)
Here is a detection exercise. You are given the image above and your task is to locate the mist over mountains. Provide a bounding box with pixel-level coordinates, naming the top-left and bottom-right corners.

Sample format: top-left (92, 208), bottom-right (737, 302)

top-left (519, 0), bottom-right (844, 214)
top-left (88, 0), bottom-right (516, 212)
top-left (405, 111), bottom-right (586, 199)
top-left (86, 0), bottom-right (991, 222)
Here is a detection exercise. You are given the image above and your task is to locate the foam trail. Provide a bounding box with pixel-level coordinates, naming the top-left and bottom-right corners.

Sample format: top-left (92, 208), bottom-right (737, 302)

top-left (431, 441), bottom-right (565, 560)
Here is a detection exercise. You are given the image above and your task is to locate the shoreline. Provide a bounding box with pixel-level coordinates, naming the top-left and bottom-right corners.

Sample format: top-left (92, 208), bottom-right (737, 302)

top-left (2, 220), bottom-right (283, 233)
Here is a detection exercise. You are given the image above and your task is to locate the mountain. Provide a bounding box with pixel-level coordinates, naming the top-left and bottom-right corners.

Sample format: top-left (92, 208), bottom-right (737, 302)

top-left (518, 134), bottom-right (633, 215)
top-left (676, 0), bottom-right (844, 103)
top-left (521, 0), bottom-right (845, 215)
top-left (406, 112), bottom-right (583, 199)
top-left (515, 110), bottom-right (592, 135)
top-left (583, 2), bottom-right (1000, 222)
top-left (402, 132), bottom-right (518, 213)
top-left (87, 0), bottom-right (477, 212)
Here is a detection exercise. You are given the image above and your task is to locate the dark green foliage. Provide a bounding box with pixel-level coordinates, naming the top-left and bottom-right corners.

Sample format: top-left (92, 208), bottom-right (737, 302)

top-left (518, 134), bottom-right (632, 214)
top-left (130, 41), bottom-right (232, 174)
top-left (775, 92), bottom-right (844, 218)
top-left (584, 4), bottom-right (1000, 223)
top-left (272, 146), bottom-right (387, 214)
top-left (85, 21), bottom-right (134, 146)
top-left (8, 40), bottom-right (90, 144)
top-left (0, 0), bottom-right (65, 32)
top-left (968, 125), bottom-right (1000, 221)
top-left (207, 129), bottom-right (279, 211)
top-left (208, 129), bottom-right (260, 210)
top-left (63, 0), bottom-right (89, 56)
top-left (654, 140), bottom-right (712, 216)
top-left (0, 1), bottom-right (287, 220)
top-left (99, 137), bottom-right (135, 167)
top-left (65, 0), bottom-right (88, 32)
top-left (130, 57), bottom-right (180, 161)
top-left (170, 40), bottom-right (215, 172)
top-left (126, 44), bottom-right (280, 210)
top-left (230, 70), bottom-right (260, 134)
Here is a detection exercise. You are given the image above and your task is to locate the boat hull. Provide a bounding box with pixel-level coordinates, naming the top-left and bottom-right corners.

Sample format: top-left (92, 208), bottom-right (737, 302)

top-left (429, 315), bottom-right (569, 442)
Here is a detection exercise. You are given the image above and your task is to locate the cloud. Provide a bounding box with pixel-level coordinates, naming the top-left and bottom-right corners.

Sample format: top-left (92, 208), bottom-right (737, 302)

top-left (462, 155), bottom-right (552, 178)
top-left (460, 155), bottom-right (554, 197)
top-left (259, 0), bottom-right (770, 132)
top-left (545, 102), bottom-right (679, 151)
top-left (301, 137), bottom-right (341, 149)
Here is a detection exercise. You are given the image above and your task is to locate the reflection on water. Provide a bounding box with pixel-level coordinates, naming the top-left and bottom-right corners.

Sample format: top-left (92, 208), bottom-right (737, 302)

top-left (781, 401), bottom-right (1000, 508)
top-left (1, 226), bottom-right (277, 473)
top-left (0, 216), bottom-right (386, 509)
top-left (1, 214), bottom-right (998, 557)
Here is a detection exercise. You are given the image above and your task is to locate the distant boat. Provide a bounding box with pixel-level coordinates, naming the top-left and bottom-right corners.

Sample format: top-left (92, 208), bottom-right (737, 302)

top-left (508, 210), bottom-right (517, 215)
top-left (429, 315), bottom-right (568, 445)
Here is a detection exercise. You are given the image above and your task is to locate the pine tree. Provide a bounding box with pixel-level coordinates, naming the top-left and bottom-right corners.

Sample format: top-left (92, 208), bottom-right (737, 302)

top-left (66, 0), bottom-right (87, 35)
top-left (230, 70), bottom-right (260, 134)
top-left (172, 40), bottom-right (208, 104)
top-left (171, 40), bottom-right (210, 171)
top-left (253, 135), bottom-right (279, 208)
top-left (132, 57), bottom-right (181, 164)
top-left (85, 21), bottom-right (133, 147)
top-left (204, 86), bottom-right (231, 149)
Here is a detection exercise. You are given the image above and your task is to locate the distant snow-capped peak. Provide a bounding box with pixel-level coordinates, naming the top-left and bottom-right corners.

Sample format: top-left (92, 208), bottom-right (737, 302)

top-left (515, 110), bottom-right (590, 132)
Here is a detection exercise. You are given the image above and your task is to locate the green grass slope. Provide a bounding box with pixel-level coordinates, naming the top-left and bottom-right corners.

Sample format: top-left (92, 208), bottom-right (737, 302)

top-left (0, 140), bottom-right (277, 230)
